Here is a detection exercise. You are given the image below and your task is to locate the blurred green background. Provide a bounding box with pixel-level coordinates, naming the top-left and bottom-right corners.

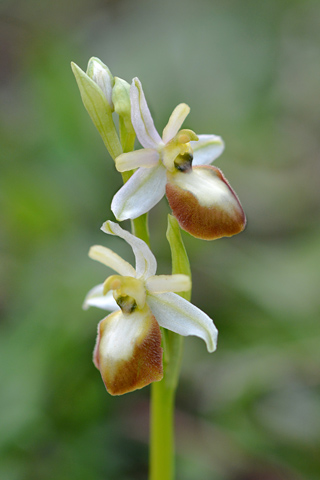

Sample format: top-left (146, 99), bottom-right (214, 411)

top-left (1, 0), bottom-right (320, 479)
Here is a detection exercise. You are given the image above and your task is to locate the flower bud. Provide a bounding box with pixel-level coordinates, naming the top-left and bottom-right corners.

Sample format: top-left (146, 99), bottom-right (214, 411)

top-left (112, 77), bottom-right (131, 118)
top-left (87, 57), bottom-right (114, 111)
top-left (112, 77), bottom-right (135, 151)
top-left (71, 61), bottom-right (121, 159)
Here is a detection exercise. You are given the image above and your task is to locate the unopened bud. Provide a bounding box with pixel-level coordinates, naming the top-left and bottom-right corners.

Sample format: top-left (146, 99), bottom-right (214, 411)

top-left (112, 77), bottom-right (135, 150)
top-left (112, 77), bottom-right (131, 118)
top-left (87, 57), bottom-right (114, 110)
top-left (71, 61), bottom-right (121, 159)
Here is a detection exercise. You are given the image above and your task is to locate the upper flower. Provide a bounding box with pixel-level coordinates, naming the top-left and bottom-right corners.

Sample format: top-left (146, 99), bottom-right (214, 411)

top-left (83, 221), bottom-right (218, 395)
top-left (111, 78), bottom-right (246, 240)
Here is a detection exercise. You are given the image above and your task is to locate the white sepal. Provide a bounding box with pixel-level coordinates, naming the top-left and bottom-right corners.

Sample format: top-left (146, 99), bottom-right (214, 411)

top-left (83, 284), bottom-right (119, 311)
top-left (147, 292), bottom-right (218, 352)
top-left (101, 221), bottom-right (157, 279)
top-left (130, 77), bottom-right (163, 149)
top-left (191, 134), bottom-right (225, 166)
top-left (111, 164), bottom-right (167, 221)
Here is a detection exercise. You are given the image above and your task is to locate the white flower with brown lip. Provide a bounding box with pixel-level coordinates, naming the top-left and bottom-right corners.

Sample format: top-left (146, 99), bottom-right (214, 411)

top-left (111, 78), bottom-right (246, 240)
top-left (83, 221), bottom-right (218, 395)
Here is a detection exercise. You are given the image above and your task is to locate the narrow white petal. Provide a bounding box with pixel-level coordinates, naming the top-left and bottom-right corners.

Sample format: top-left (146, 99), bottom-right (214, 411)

top-left (88, 245), bottom-right (136, 276)
top-left (111, 164), bottom-right (167, 221)
top-left (146, 274), bottom-right (191, 294)
top-left (191, 134), bottom-right (225, 166)
top-left (162, 103), bottom-right (190, 144)
top-left (116, 148), bottom-right (160, 172)
top-left (101, 220), bottom-right (157, 278)
top-left (147, 292), bottom-right (218, 352)
top-left (130, 78), bottom-right (163, 149)
top-left (83, 284), bottom-right (119, 311)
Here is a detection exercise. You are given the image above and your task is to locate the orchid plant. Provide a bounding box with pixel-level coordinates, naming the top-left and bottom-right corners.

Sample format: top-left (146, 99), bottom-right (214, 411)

top-left (72, 57), bottom-right (246, 480)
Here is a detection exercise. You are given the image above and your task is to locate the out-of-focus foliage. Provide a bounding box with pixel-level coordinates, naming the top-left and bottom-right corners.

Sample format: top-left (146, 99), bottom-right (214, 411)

top-left (1, 0), bottom-right (320, 478)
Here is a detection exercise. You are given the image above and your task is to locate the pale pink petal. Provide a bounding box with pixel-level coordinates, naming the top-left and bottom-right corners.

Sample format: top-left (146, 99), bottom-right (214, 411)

top-left (88, 245), bottom-right (136, 276)
top-left (146, 274), bottom-right (191, 294)
top-left (116, 148), bottom-right (160, 172)
top-left (162, 103), bottom-right (190, 144)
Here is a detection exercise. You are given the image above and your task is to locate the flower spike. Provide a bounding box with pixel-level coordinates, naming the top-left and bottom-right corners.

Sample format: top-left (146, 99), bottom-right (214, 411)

top-left (84, 221), bottom-right (218, 395)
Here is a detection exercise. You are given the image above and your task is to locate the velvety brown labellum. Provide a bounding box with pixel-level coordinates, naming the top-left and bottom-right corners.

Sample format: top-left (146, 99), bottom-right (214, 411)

top-left (166, 165), bottom-right (246, 240)
top-left (93, 308), bottom-right (163, 395)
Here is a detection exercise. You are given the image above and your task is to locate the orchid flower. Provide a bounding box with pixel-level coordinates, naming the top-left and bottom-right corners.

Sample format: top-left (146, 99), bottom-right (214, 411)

top-left (83, 221), bottom-right (218, 395)
top-left (111, 78), bottom-right (246, 240)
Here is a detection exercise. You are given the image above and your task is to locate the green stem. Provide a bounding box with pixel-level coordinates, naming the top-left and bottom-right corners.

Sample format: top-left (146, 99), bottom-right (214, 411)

top-left (163, 331), bottom-right (184, 391)
top-left (119, 116), bottom-right (136, 154)
top-left (149, 216), bottom-right (191, 480)
top-left (131, 214), bottom-right (182, 480)
top-left (149, 330), bottom-right (184, 480)
top-left (132, 214), bottom-right (150, 246)
top-left (150, 380), bottom-right (175, 480)
top-left (119, 125), bottom-right (188, 480)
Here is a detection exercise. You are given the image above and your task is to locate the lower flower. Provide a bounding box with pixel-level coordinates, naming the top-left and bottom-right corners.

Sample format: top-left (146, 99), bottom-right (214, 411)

top-left (84, 221), bottom-right (218, 395)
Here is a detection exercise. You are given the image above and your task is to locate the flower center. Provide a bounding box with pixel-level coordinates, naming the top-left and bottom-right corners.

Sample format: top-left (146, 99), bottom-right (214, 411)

top-left (161, 129), bottom-right (198, 173)
top-left (115, 295), bottom-right (137, 314)
top-left (174, 149), bottom-right (193, 172)
top-left (103, 275), bottom-right (146, 312)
